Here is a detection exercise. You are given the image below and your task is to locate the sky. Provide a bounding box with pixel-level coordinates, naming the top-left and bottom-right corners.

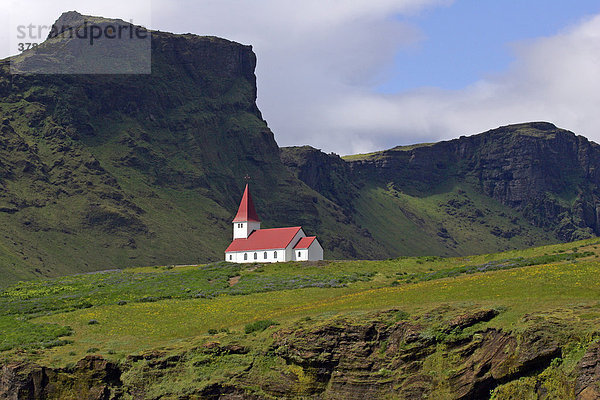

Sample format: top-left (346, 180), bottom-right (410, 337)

top-left (1, 0), bottom-right (600, 155)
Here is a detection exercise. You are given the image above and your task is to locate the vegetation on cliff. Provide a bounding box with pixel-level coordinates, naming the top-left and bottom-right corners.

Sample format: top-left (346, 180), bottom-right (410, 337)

top-left (283, 122), bottom-right (600, 258)
top-left (1, 238), bottom-right (600, 398)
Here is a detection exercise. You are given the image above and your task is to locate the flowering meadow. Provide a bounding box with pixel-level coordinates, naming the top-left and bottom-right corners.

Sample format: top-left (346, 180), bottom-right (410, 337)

top-left (1, 238), bottom-right (599, 369)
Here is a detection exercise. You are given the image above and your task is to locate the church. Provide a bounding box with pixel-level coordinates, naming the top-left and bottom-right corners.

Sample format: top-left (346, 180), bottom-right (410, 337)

top-left (225, 184), bottom-right (324, 263)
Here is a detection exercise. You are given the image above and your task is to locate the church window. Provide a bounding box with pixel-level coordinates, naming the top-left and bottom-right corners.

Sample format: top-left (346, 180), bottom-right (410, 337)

top-left (229, 255), bottom-right (232, 260)
top-left (254, 252), bottom-right (257, 260)
top-left (274, 251), bottom-right (277, 258)
top-left (264, 252), bottom-right (267, 259)
top-left (298, 251), bottom-right (301, 258)
top-left (244, 253), bottom-right (247, 260)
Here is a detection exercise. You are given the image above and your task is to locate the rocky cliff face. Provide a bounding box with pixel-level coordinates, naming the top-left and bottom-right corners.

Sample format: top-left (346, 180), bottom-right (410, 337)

top-left (1, 308), bottom-right (597, 399)
top-left (280, 146), bottom-right (358, 211)
top-left (269, 309), bottom-right (563, 399)
top-left (284, 122), bottom-right (600, 250)
top-left (352, 122), bottom-right (600, 241)
top-left (0, 356), bottom-right (122, 400)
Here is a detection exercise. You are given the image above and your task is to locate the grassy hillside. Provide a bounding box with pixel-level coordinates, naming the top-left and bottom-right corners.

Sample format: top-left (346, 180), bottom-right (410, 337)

top-left (354, 182), bottom-right (555, 257)
top-left (2, 12), bottom-right (600, 289)
top-left (1, 239), bottom-right (600, 398)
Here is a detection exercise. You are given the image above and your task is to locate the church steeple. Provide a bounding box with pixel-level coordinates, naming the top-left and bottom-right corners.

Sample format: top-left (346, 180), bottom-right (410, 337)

top-left (232, 184), bottom-right (261, 239)
top-left (233, 184), bottom-right (260, 223)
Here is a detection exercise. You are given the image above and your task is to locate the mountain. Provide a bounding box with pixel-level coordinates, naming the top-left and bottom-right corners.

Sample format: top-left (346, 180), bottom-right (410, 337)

top-left (283, 122), bottom-right (600, 256)
top-left (0, 12), bottom-right (386, 285)
top-left (1, 11), bottom-right (600, 286)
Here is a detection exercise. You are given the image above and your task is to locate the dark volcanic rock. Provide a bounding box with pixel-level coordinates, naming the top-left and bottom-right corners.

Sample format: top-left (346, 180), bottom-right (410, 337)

top-left (345, 122), bottom-right (600, 241)
top-left (444, 308), bottom-right (499, 332)
top-left (449, 327), bottom-right (561, 400)
top-left (575, 342), bottom-right (600, 400)
top-left (0, 355), bottom-right (122, 400)
top-left (268, 309), bottom-right (566, 399)
top-left (281, 146), bottom-right (359, 211)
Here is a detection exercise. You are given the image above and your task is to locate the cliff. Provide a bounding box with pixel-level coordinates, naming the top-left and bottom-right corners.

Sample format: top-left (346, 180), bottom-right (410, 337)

top-left (349, 122), bottom-right (600, 240)
top-left (1, 308), bottom-right (598, 399)
top-left (2, 11), bottom-right (600, 285)
top-left (283, 122), bottom-right (600, 257)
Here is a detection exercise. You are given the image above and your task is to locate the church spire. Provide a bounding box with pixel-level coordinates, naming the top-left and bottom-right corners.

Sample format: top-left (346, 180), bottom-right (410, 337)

top-left (233, 184), bottom-right (261, 223)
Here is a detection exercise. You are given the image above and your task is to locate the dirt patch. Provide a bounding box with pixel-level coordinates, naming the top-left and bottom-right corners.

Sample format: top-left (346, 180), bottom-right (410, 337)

top-left (228, 276), bottom-right (241, 286)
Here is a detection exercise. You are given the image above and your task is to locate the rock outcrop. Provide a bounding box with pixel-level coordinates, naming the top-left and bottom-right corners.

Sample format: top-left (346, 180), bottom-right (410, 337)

top-left (284, 122), bottom-right (600, 246)
top-left (349, 122), bottom-right (600, 241)
top-left (269, 309), bottom-right (563, 399)
top-left (1, 309), bottom-right (599, 399)
top-left (0, 356), bottom-right (122, 400)
top-left (576, 342), bottom-right (600, 400)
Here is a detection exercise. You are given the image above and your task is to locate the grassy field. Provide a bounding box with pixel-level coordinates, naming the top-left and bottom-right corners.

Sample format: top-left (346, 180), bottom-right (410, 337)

top-left (1, 237), bottom-right (599, 372)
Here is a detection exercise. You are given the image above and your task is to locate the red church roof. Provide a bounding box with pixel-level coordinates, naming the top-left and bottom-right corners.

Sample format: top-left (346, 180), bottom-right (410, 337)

top-left (225, 227), bottom-right (303, 252)
top-left (294, 236), bottom-right (317, 249)
top-left (233, 184), bottom-right (261, 222)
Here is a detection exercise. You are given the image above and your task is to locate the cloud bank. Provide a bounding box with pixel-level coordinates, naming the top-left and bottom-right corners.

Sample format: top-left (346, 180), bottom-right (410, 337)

top-left (326, 14), bottom-right (600, 154)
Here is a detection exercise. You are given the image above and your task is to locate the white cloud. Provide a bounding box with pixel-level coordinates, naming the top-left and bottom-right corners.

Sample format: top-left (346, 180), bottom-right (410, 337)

top-left (326, 14), bottom-right (600, 154)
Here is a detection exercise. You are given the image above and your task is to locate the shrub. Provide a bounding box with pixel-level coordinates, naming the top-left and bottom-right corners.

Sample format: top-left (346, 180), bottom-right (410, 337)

top-left (244, 319), bottom-right (278, 334)
top-left (117, 300), bottom-right (127, 306)
top-left (139, 296), bottom-right (159, 303)
top-left (86, 347), bottom-right (100, 353)
top-left (75, 301), bottom-right (93, 309)
top-left (88, 319), bottom-right (99, 325)
top-left (207, 328), bottom-right (218, 335)
top-left (394, 310), bottom-right (410, 321)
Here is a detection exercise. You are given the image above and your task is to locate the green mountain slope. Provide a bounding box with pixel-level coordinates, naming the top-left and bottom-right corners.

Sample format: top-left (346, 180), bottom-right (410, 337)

top-left (0, 12), bottom-right (387, 286)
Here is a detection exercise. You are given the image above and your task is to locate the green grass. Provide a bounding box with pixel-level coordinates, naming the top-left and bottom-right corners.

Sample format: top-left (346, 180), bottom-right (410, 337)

top-left (0, 238), bottom-right (599, 399)
top-left (0, 316), bottom-right (72, 351)
top-left (0, 237), bottom-right (598, 368)
top-left (341, 142), bottom-right (434, 160)
top-left (245, 319), bottom-right (279, 334)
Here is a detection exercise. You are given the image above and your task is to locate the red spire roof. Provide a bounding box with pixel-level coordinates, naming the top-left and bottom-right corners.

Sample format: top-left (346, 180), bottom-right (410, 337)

top-left (233, 184), bottom-right (261, 223)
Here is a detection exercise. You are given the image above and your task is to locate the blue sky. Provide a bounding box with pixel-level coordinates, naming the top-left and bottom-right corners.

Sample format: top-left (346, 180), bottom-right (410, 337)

top-left (381, 0), bottom-right (600, 92)
top-left (2, 0), bottom-right (600, 154)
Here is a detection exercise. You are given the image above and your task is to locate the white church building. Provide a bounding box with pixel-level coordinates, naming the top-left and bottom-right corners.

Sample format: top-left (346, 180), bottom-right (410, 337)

top-left (225, 184), bottom-right (324, 263)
